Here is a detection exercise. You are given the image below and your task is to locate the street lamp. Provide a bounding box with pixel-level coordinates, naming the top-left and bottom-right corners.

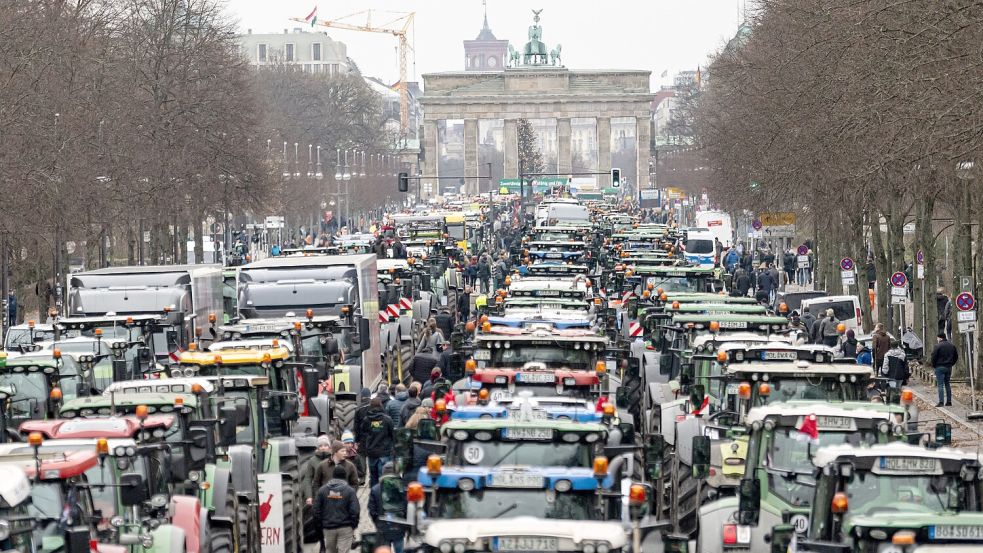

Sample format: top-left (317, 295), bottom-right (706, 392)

top-left (293, 143), bottom-right (300, 178)
top-left (334, 149), bottom-right (343, 181)
top-left (282, 141), bottom-right (290, 179)
top-left (315, 145), bottom-right (323, 180)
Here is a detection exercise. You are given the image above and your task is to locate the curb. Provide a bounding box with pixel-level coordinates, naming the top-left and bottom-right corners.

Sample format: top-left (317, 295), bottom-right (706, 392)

top-left (909, 386), bottom-right (983, 439)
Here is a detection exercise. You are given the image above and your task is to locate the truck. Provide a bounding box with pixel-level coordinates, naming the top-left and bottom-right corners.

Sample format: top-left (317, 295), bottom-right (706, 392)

top-left (236, 254), bottom-right (380, 428)
top-left (67, 265), bottom-right (224, 363)
top-left (694, 210), bottom-right (733, 248)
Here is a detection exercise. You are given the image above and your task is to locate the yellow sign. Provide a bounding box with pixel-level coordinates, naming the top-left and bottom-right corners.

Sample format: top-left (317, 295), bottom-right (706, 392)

top-left (666, 187), bottom-right (684, 200)
top-left (759, 212), bottom-right (796, 227)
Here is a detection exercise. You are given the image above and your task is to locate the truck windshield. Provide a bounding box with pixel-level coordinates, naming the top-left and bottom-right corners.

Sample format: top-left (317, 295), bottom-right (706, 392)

top-left (491, 347), bottom-right (592, 370)
top-left (4, 328), bottom-right (55, 350)
top-left (450, 440), bottom-right (593, 468)
top-left (434, 489), bottom-right (597, 520)
top-left (0, 373), bottom-right (47, 417)
top-left (645, 276), bottom-right (702, 293)
top-left (845, 472), bottom-right (971, 515)
top-left (753, 378), bottom-right (863, 405)
top-left (765, 428), bottom-right (877, 507)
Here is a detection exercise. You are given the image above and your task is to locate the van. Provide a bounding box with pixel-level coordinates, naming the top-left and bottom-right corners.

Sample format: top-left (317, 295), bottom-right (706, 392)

top-left (683, 229), bottom-right (716, 268)
top-left (694, 210), bottom-right (733, 247)
top-left (801, 295), bottom-right (863, 333)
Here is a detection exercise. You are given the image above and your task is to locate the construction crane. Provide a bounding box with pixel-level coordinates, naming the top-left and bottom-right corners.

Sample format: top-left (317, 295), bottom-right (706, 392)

top-left (293, 9), bottom-right (415, 137)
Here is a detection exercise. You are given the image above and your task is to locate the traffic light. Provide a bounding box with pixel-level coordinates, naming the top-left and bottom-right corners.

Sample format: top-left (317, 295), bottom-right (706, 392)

top-left (397, 172), bottom-right (409, 192)
top-left (611, 168), bottom-right (621, 187)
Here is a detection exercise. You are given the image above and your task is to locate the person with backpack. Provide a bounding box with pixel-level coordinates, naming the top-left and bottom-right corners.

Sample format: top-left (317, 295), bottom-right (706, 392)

top-left (313, 465), bottom-right (360, 553)
top-left (359, 397), bottom-right (395, 487)
top-left (881, 340), bottom-right (909, 389)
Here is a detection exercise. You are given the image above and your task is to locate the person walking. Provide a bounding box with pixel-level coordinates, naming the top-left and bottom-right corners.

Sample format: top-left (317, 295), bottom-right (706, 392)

top-left (313, 441), bottom-right (360, 492)
top-left (930, 333), bottom-right (958, 406)
top-left (817, 309), bottom-right (840, 347)
top-left (313, 465), bottom-right (360, 553)
top-left (368, 462), bottom-right (406, 553)
top-left (399, 383), bottom-right (422, 426)
top-left (871, 323), bottom-right (891, 370)
top-left (6, 291), bottom-right (16, 327)
top-left (351, 387), bottom-right (372, 483)
top-left (477, 255), bottom-right (491, 294)
top-left (839, 329), bottom-right (859, 359)
top-left (386, 384), bottom-right (408, 427)
top-left (733, 267), bottom-right (751, 297)
top-left (359, 397), bottom-right (395, 487)
top-left (799, 306), bottom-right (817, 343)
top-left (881, 339), bottom-right (909, 389)
top-left (302, 435), bottom-right (334, 506)
top-left (937, 288), bottom-right (953, 339)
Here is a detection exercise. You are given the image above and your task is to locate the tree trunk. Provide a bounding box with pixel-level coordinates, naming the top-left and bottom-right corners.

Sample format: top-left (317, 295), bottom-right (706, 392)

top-left (870, 209), bottom-right (889, 326)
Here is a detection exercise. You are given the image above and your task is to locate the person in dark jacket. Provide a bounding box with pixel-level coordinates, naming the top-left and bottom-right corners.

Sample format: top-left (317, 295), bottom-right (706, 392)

top-left (302, 435), bottom-right (334, 505)
top-left (420, 368), bottom-right (442, 400)
top-left (386, 384), bottom-right (408, 427)
top-left (457, 287), bottom-right (472, 322)
top-left (351, 387), bottom-right (372, 482)
top-left (937, 288), bottom-right (953, 338)
top-left (368, 462), bottom-right (406, 553)
top-left (839, 329), bottom-right (859, 359)
top-left (930, 333), bottom-right (958, 406)
top-left (799, 306), bottom-right (817, 343)
top-left (375, 383), bottom-right (392, 407)
top-left (314, 465), bottom-right (360, 553)
top-left (312, 441), bottom-right (359, 492)
top-left (733, 267), bottom-right (751, 297)
top-left (477, 257), bottom-right (491, 294)
top-left (399, 384), bottom-right (422, 426)
top-left (391, 237), bottom-right (407, 259)
top-left (435, 308), bottom-right (454, 341)
top-left (359, 397), bottom-right (395, 486)
top-left (871, 323), bottom-right (891, 370)
top-left (881, 340), bottom-right (909, 389)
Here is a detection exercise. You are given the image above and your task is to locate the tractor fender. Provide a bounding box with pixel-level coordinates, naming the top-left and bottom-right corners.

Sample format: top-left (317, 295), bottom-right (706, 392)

top-left (209, 464), bottom-right (233, 520)
top-left (227, 445), bottom-right (257, 497)
top-left (643, 350), bottom-right (664, 385)
top-left (658, 397), bottom-right (687, 447)
top-left (697, 497), bottom-right (740, 553)
top-left (170, 495), bottom-right (203, 553)
top-left (674, 416), bottom-right (702, 465)
top-left (268, 436), bottom-right (298, 459)
top-left (309, 395), bottom-right (331, 434)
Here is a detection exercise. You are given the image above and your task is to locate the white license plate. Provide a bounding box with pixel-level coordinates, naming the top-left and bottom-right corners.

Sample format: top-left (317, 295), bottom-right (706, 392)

top-left (245, 324), bottom-right (281, 332)
top-left (931, 525), bottom-right (983, 540)
top-left (490, 390), bottom-right (512, 402)
top-left (545, 253), bottom-right (562, 259)
top-left (473, 349), bottom-right (491, 361)
top-left (495, 537), bottom-right (557, 551)
top-left (762, 351), bottom-right (797, 361)
top-left (879, 456), bottom-right (939, 473)
top-left (815, 416), bottom-right (855, 430)
top-left (517, 372), bottom-right (554, 384)
top-left (490, 472), bottom-right (545, 488)
top-left (718, 321), bottom-right (748, 329)
top-left (503, 427), bottom-right (552, 440)
top-left (507, 408), bottom-right (547, 421)
top-left (726, 383), bottom-right (740, 395)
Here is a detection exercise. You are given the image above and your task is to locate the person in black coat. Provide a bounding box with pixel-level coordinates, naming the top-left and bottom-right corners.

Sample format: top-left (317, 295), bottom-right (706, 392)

top-left (930, 333), bottom-right (958, 406)
top-left (358, 398), bottom-right (395, 486)
top-left (314, 465), bottom-right (360, 553)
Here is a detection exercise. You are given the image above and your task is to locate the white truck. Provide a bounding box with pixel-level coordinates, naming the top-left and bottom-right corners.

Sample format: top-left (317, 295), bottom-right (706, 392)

top-left (694, 210), bottom-right (733, 247)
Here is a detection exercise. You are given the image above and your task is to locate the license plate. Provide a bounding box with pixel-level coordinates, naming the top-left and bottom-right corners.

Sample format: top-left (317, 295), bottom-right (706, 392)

top-left (473, 349), bottom-right (491, 361)
top-left (718, 321), bottom-right (748, 329)
top-left (245, 324), bottom-right (281, 332)
top-left (517, 372), bottom-right (553, 384)
top-left (494, 537), bottom-right (557, 551)
top-left (761, 351), bottom-right (797, 361)
top-left (815, 416), bottom-right (855, 430)
top-left (503, 427), bottom-right (552, 440)
top-left (536, 290), bottom-right (560, 297)
top-left (490, 390), bottom-right (512, 402)
top-left (726, 383), bottom-right (740, 395)
top-left (490, 472), bottom-right (545, 488)
top-left (878, 456), bottom-right (939, 473)
top-left (930, 525), bottom-right (983, 540)
top-left (545, 253), bottom-right (562, 259)
top-left (507, 408), bottom-right (547, 421)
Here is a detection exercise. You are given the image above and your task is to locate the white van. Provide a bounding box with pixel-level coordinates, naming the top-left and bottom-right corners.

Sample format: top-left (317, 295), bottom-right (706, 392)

top-left (695, 210), bottom-right (733, 247)
top-left (683, 229), bottom-right (716, 268)
top-left (536, 202), bottom-right (590, 227)
top-left (801, 295), bottom-right (863, 334)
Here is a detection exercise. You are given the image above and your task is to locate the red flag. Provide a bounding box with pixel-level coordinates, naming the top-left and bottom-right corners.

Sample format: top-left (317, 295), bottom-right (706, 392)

top-left (795, 414), bottom-right (820, 444)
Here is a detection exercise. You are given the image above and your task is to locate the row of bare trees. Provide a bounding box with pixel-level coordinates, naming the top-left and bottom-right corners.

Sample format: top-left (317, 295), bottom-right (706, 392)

top-left (0, 0), bottom-right (393, 316)
top-left (692, 0), bottom-right (983, 378)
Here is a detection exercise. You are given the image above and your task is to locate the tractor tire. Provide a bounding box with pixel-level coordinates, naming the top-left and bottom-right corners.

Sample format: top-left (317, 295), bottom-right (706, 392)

top-left (210, 493), bottom-right (236, 553)
top-left (236, 498), bottom-right (259, 553)
top-left (333, 399), bottom-right (357, 434)
top-left (673, 461), bottom-right (710, 538)
top-left (281, 455), bottom-right (302, 553)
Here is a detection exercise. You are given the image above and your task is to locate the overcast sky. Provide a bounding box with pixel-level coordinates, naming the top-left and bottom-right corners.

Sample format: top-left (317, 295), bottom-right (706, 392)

top-left (225, 0), bottom-right (745, 89)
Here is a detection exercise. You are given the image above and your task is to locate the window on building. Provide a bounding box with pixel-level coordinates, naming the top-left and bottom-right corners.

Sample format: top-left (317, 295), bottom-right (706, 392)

top-left (312, 43), bottom-right (322, 61)
top-left (257, 44), bottom-right (268, 62)
top-left (285, 43), bottom-right (295, 62)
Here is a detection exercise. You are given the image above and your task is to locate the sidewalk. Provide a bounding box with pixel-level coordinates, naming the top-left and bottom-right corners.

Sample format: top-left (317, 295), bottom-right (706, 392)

top-left (907, 369), bottom-right (983, 447)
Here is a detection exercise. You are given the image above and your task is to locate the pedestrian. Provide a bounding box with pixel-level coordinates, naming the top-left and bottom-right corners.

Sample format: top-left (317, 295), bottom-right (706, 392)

top-left (417, 319), bottom-right (445, 355)
top-left (313, 440), bottom-right (360, 493)
top-left (783, 250), bottom-right (795, 285)
top-left (392, 237), bottom-right (407, 259)
top-left (724, 248), bottom-right (739, 273)
top-left (437, 341), bottom-right (454, 377)
top-left (435, 308), bottom-right (454, 342)
top-left (271, 243), bottom-right (281, 257)
top-left (871, 323), bottom-right (891, 370)
top-left (352, 388), bottom-right (372, 483)
top-left (405, 403), bottom-right (432, 430)
top-left (420, 368), bottom-right (443, 400)
top-left (313, 465), bottom-right (360, 553)
top-left (733, 267), bottom-right (751, 297)
top-left (930, 333), bottom-right (958, 406)
top-left (399, 383), bottom-right (422, 426)
top-left (881, 339), bottom-right (909, 389)
top-left (817, 309), bottom-right (840, 347)
top-left (359, 397), bottom-right (395, 487)
top-left (477, 256), bottom-right (491, 294)
top-left (800, 306), bottom-right (817, 342)
top-left (386, 384), bottom-right (408, 427)
top-left (757, 264), bottom-right (777, 304)
top-left (839, 329), bottom-right (859, 359)
top-left (936, 288), bottom-right (952, 339)
top-left (457, 286), bottom-right (472, 322)
top-left (376, 383), bottom-right (392, 407)
top-left (6, 291), bottom-right (15, 327)
top-left (302, 435), bottom-right (334, 506)
top-left (368, 461), bottom-right (406, 553)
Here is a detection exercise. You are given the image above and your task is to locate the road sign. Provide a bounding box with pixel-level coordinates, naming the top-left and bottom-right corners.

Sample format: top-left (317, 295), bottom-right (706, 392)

top-left (891, 294), bottom-right (908, 305)
top-left (840, 258), bottom-right (854, 271)
top-left (956, 292), bottom-right (976, 312)
top-left (841, 270), bottom-right (855, 286)
top-left (760, 212), bottom-right (797, 226)
top-left (752, 219), bottom-right (763, 231)
top-left (917, 265), bottom-right (924, 279)
top-left (797, 255), bottom-right (810, 269)
top-left (890, 272), bottom-right (908, 288)
top-left (958, 310), bottom-right (977, 322)
top-left (797, 245), bottom-right (809, 256)
top-left (891, 286), bottom-right (908, 297)
top-left (916, 250), bottom-right (924, 264)
top-left (959, 321), bottom-right (978, 333)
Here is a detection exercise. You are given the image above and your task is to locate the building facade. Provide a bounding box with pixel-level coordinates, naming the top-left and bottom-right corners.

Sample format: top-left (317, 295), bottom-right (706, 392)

top-left (420, 11), bottom-right (653, 197)
top-left (463, 9), bottom-right (508, 72)
top-left (238, 28), bottom-right (349, 75)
